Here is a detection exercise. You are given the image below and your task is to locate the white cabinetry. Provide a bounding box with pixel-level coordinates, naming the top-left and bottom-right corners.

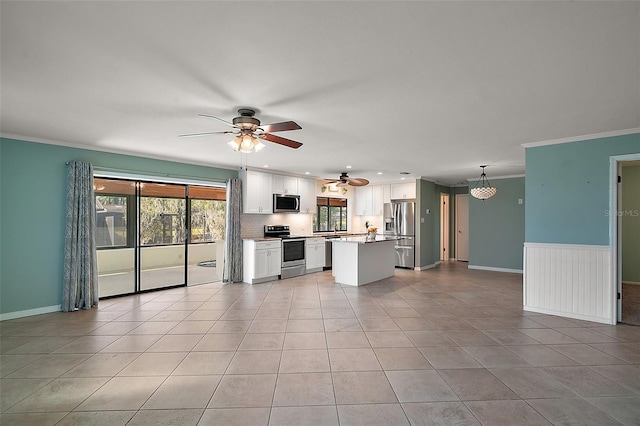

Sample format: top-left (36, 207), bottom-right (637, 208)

top-left (371, 185), bottom-right (383, 216)
top-left (382, 185), bottom-right (391, 204)
top-left (305, 238), bottom-right (325, 273)
top-left (298, 178), bottom-right (317, 214)
top-left (240, 170), bottom-right (273, 214)
top-left (273, 175), bottom-right (298, 194)
top-left (390, 181), bottom-right (416, 200)
top-left (243, 239), bottom-right (282, 284)
top-left (355, 186), bottom-right (371, 216)
top-left (355, 185), bottom-right (384, 216)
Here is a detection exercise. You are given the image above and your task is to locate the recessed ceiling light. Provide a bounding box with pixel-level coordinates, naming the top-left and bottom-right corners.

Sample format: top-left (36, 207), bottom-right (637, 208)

top-left (400, 177), bottom-right (406, 180)
top-left (304, 171), bottom-right (310, 175)
top-left (377, 172), bottom-right (383, 175)
top-left (263, 165), bottom-right (269, 168)
top-left (346, 165), bottom-right (352, 169)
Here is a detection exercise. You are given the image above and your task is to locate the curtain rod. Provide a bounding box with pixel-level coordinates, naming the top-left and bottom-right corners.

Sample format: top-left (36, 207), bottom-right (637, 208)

top-left (64, 163), bottom-right (228, 188)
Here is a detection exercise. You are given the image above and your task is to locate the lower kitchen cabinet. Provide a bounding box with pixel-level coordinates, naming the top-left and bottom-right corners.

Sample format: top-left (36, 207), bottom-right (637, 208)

top-left (305, 238), bottom-right (325, 273)
top-left (243, 239), bottom-right (282, 284)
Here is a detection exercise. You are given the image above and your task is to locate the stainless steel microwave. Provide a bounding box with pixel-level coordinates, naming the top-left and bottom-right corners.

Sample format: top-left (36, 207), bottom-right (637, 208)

top-left (273, 193), bottom-right (300, 213)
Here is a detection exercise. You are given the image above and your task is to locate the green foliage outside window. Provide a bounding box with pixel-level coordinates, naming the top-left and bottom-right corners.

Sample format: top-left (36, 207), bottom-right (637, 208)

top-left (313, 197), bottom-right (347, 232)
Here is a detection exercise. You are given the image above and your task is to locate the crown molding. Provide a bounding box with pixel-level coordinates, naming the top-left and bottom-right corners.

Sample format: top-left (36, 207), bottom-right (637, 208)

top-left (466, 173), bottom-right (525, 182)
top-left (0, 133), bottom-right (237, 172)
top-left (521, 128), bottom-right (640, 149)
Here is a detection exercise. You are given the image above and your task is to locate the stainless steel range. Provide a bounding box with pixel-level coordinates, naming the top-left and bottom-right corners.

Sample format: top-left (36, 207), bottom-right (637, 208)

top-left (264, 225), bottom-right (306, 279)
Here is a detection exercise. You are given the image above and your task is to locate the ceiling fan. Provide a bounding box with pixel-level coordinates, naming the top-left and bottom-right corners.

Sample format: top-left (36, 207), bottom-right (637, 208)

top-left (324, 172), bottom-right (369, 187)
top-left (179, 108), bottom-right (303, 152)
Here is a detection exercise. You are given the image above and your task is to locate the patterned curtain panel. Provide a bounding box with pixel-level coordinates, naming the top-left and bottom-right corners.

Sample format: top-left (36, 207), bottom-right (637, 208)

top-left (62, 161), bottom-right (99, 311)
top-left (223, 178), bottom-right (243, 283)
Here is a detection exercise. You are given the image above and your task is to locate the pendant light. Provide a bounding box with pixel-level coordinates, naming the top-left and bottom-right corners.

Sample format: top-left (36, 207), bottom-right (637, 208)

top-left (470, 165), bottom-right (497, 200)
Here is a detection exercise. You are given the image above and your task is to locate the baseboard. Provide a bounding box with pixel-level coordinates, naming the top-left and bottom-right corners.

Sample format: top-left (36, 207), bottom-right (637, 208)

top-left (0, 305), bottom-right (61, 321)
top-left (622, 281), bottom-right (640, 286)
top-left (468, 265), bottom-right (523, 274)
top-left (523, 305), bottom-right (614, 325)
top-left (415, 263), bottom-right (438, 271)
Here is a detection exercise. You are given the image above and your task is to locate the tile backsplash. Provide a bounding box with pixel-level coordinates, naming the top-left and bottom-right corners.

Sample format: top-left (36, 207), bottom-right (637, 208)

top-left (241, 213), bottom-right (314, 238)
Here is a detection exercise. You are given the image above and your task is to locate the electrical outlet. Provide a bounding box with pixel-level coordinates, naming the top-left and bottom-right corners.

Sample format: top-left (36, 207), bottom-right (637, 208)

top-left (420, 217), bottom-right (425, 223)
top-left (518, 198), bottom-right (523, 205)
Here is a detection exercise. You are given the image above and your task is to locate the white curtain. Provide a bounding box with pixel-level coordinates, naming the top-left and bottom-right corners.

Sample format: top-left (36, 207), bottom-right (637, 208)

top-left (223, 178), bottom-right (243, 283)
top-left (62, 161), bottom-right (98, 311)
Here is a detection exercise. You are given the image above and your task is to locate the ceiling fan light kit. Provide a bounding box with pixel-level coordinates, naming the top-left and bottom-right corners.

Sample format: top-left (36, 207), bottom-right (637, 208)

top-left (470, 165), bottom-right (497, 200)
top-left (181, 108), bottom-right (302, 153)
top-left (228, 132), bottom-right (265, 153)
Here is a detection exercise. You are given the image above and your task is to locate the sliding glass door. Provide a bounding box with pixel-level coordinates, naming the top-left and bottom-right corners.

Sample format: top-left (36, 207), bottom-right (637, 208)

top-left (139, 182), bottom-right (187, 291)
top-left (95, 178), bottom-right (136, 298)
top-left (187, 186), bottom-right (226, 286)
top-left (94, 177), bottom-right (226, 297)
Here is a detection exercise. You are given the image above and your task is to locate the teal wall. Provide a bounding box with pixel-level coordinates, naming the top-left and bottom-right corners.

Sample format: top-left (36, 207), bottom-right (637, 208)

top-left (525, 133), bottom-right (640, 245)
top-left (449, 186), bottom-right (468, 258)
top-left (622, 165), bottom-right (640, 282)
top-left (416, 179), bottom-right (436, 268)
top-left (416, 180), bottom-right (458, 268)
top-left (0, 138), bottom-right (237, 315)
top-left (469, 177), bottom-right (525, 271)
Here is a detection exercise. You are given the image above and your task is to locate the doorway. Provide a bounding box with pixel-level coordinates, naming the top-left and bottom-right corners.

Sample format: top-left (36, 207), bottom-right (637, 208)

top-left (440, 194), bottom-right (450, 261)
top-left (619, 161), bottom-right (640, 325)
top-left (611, 154), bottom-right (640, 324)
top-left (455, 194), bottom-right (469, 261)
top-left (94, 177), bottom-right (226, 298)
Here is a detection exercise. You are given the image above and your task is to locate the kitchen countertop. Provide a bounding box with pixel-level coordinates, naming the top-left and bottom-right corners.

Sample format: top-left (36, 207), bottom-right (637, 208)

top-left (243, 233), bottom-right (371, 241)
top-left (327, 235), bottom-right (400, 244)
top-left (313, 233), bottom-right (367, 238)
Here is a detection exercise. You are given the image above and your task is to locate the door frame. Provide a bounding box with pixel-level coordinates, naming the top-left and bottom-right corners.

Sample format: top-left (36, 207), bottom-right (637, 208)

top-left (455, 194), bottom-right (469, 261)
top-left (609, 153), bottom-right (640, 323)
top-left (440, 193), bottom-right (450, 261)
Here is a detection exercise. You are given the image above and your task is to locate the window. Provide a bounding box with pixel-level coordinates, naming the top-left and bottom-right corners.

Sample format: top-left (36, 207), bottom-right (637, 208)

top-left (189, 186), bottom-right (226, 243)
top-left (313, 197), bottom-right (347, 232)
top-left (95, 178), bottom-right (135, 249)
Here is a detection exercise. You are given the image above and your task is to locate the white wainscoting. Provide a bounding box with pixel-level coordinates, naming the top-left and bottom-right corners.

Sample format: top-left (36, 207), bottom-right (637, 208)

top-left (523, 242), bottom-right (614, 325)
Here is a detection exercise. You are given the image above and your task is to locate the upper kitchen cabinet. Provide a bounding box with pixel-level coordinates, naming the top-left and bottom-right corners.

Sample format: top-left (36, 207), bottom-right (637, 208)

top-left (355, 185), bottom-right (383, 216)
top-left (372, 185), bottom-right (383, 215)
top-left (240, 169), bottom-right (273, 214)
top-left (382, 184), bottom-right (391, 204)
top-left (298, 177), bottom-right (317, 214)
top-left (273, 174), bottom-right (298, 195)
top-left (390, 181), bottom-right (416, 200)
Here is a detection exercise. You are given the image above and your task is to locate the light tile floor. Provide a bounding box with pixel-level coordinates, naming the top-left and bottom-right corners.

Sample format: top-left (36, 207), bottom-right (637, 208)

top-left (2, 262), bottom-right (640, 425)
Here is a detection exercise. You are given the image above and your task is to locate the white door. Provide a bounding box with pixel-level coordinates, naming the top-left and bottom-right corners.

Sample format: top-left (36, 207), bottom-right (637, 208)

top-left (456, 194), bottom-right (469, 261)
top-left (440, 194), bottom-right (450, 261)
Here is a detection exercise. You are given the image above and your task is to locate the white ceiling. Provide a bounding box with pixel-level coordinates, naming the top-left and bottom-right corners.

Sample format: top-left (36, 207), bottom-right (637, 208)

top-left (2, 1), bottom-right (639, 185)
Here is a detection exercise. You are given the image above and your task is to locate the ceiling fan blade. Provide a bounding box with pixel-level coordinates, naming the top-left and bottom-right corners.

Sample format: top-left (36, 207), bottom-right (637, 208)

top-left (324, 179), bottom-right (339, 184)
top-left (261, 133), bottom-right (303, 149)
top-left (179, 131), bottom-right (235, 137)
top-left (260, 121), bottom-right (302, 133)
top-left (336, 182), bottom-right (349, 187)
top-left (348, 178), bottom-right (369, 186)
top-left (198, 113), bottom-right (237, 128)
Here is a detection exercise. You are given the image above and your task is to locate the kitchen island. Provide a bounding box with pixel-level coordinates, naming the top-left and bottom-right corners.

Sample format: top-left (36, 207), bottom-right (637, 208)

top-left (330, 235), bottom-right (398, 286)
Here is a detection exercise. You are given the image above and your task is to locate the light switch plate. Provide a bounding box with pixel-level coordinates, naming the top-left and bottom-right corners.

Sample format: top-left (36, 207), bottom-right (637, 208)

top-left (420, 217), bottom-right (425, 223)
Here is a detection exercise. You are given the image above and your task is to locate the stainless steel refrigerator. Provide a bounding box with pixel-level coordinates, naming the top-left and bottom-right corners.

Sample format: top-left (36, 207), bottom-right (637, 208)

top-left (383, 201), bottom-right (415, 268)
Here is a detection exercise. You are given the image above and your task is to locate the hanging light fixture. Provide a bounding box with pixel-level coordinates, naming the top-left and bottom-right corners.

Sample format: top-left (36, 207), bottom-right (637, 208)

top-left (470, 165), bottom-right (497, 200)
top-left (228, 131), bottom-right (265, 153)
